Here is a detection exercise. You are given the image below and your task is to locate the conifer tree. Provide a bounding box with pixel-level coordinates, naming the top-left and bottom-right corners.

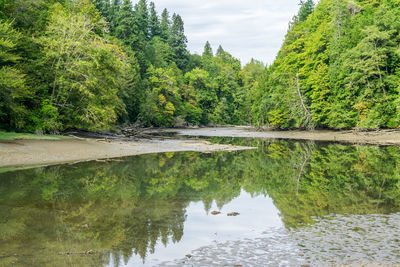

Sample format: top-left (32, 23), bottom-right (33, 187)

top-left (149, 2), bottom-right (161, 38)
top-left (169, 13), bottom-right (188, 70)
top-left (92, 0), bottom-right (106, 14)
top-left (216, 45), bottom-right (225, 57)
top-left (131, 0), bottom-right (149, 74)
top-left (115, 0), bottom-right (134, 45)
top-left (203, 41), bottom-right (213, 58)
top-left (298, 0), bottom-right (314, 22)
top-left (160, 8), bottom-right (170, 41)
top-left (102, 0), bottom-right (111, 20)
top-left (134, 0), bottom-right (149, 41)
top-left (109, 0), bottom-right (121, 34)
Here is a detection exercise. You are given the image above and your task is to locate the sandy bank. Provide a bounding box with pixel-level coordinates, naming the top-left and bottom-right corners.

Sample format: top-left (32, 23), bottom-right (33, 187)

top-left (0, 137), bottom-right (254, 168)
top-left (148, 126), bottom-right (400, 146)
top-left (3, 126), bottom-right (400, 169)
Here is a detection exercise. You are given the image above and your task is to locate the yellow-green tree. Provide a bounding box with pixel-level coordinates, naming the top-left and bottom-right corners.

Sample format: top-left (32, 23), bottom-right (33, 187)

top-left (38, 1), bottom-right (130, 130)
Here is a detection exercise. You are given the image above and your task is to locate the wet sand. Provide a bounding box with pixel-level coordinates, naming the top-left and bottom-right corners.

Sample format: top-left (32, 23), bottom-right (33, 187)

top-left (0, 137), bottom-right (254, 168)
top-left (149, 126), bottom-right (400, 146)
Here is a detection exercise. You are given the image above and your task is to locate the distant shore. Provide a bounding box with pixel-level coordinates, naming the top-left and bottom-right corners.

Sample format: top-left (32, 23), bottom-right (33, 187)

top-left (146, 126), bottom-right (400, 146)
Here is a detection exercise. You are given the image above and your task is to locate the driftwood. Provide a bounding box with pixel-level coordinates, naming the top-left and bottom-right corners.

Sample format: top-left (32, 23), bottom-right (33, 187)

top-left (118, 126), bottom-right (173, 140)
top-left (118, 126), bottom-right (157, 139)
top-left (119, 126), bottom-right (148, 138)
top-left (65, 126), bottom-right (176, 141)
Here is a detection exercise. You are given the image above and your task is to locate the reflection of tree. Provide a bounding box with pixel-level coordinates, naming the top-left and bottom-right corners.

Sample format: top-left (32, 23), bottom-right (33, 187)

top-left (295, 142), bottom-right (313, 194)
top-left (0, 152), bottom-right (242, 266)
top-left (0, 141), bottom-right (400, 265)
top-left (204, 137), bottom-right (400, 227)
top-left (240, 140), bottom-right (400, 228)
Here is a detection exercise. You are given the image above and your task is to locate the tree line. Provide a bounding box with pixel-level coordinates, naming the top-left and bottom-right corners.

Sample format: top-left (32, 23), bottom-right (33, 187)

top-left (2, 0), bottom-right (400, 132)
top-left (0, 0), bottom-right (262, 132)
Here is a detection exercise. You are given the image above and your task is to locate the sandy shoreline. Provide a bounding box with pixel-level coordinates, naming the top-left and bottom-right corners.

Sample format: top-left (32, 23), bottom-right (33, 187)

top-left (2, 126), bottom-right (400, 169)
top-left (151, 126), bottom-right (400, 146)
top-left (0, 137), bottom-right (254, 169)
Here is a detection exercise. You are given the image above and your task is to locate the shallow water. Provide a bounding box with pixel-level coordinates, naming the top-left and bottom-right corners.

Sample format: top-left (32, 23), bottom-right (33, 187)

top-left (0, 139), bottom-right (399, 266)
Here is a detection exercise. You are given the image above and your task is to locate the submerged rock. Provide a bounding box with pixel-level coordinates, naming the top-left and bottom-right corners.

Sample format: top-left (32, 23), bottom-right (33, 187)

top-left (211, 211), bottom-right (221, 215)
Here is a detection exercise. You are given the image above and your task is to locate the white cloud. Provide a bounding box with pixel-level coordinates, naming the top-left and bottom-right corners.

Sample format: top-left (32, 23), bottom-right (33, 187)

top-left (146, 0), bottom-right (302, 65)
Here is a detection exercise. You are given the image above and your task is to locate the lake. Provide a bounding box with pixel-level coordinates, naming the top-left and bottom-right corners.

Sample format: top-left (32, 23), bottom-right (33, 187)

top-left (0, 137), bottom-right (399, 266)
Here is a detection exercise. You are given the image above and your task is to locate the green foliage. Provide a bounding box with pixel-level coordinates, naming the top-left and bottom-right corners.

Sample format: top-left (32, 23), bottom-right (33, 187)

top-left (0, 19), bottom-right (21, 64)
top-left (160, 8), bottom-right (170, 41)
top-left (0, 0), bottom-right (8, 20)
top-left (1, 0), bottom-right (266, 131)
top-left (2, 0), bottom-right (56, 31)
top-left (149, 2), bottom-right (161, 38)
top-left (37, 2), bottom-right (128, 130)
top-left (298, 0), bottom-right (315, 22)
top-left (0, 20), bottom-right (31, 130)
top-left (114, 0), bottom-right (135, 46)
top-left (169, 14), bottom-right (189, 71)
top-left (141, 66), bottom-right (181, 126)
top-left (250, 0), bottom-right (400, 130)
top-left (146, 36), bottom-right (174, 68)
top-left (185, 68), bottom-right (216, 124)
top-left (203, 41), bottom-right (213, 58)
top-left (5, 0), bottom-right (400, 131)
top-left (0, 67), bottom-right (29, 130)
top-left (239, 59), bottom-right (265, 122)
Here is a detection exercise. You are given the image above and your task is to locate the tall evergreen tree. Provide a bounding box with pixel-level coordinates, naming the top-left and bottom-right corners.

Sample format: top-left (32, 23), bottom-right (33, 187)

top-left (149, 2), bottom-right (161, 38)
top-left (216, 45), bottom-right (225, 57)
top-left (160, 8), bottom-right (170, 41)
top-left (108, 0), bottom-right (121, 34)
top-left (169, 13), bottom-right (188, 70)
top-left (203, 41), bottom-right (213, 58)
top-left (92, 0), bottom-right (106, 14)
top-left (115, 0), bottom-right (134, 45)
top-left (134, 0), bottom-right (149, 41)
top-left (298, 0), bottom-right (315, 22)
top-left (129, 0), bottom-right (149, 74)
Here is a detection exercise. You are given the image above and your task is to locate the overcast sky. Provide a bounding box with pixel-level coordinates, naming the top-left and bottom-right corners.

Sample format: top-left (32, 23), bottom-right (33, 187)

top-left (151, 0), bottom-right (302, 65)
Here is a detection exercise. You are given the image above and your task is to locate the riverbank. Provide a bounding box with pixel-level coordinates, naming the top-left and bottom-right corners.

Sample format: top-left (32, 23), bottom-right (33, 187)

top-left (148, 126), bottom-right (400, 146)
top-left (0, 137), bottom-right (254, 169)
top-left (2, 126), bottom-right (400, 169)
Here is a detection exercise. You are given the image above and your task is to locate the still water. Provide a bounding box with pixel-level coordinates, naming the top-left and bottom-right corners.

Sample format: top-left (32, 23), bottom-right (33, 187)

top-left (0, 138), bottom-right (399, 266)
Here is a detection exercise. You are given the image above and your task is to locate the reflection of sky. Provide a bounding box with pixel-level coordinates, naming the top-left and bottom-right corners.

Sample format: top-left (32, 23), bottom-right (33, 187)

top-left (111, 190), bottom-right (283, 266)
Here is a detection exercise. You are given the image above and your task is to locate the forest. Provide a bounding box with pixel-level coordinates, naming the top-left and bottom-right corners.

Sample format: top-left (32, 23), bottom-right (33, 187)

top-left (1, 0), bottom-right (400, 132)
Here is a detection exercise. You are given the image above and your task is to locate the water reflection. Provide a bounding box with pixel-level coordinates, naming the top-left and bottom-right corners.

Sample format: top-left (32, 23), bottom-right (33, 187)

top-left (0, 140), bottom-right (399, 266)
top-left (124, 192), bottom-right (282, 266)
